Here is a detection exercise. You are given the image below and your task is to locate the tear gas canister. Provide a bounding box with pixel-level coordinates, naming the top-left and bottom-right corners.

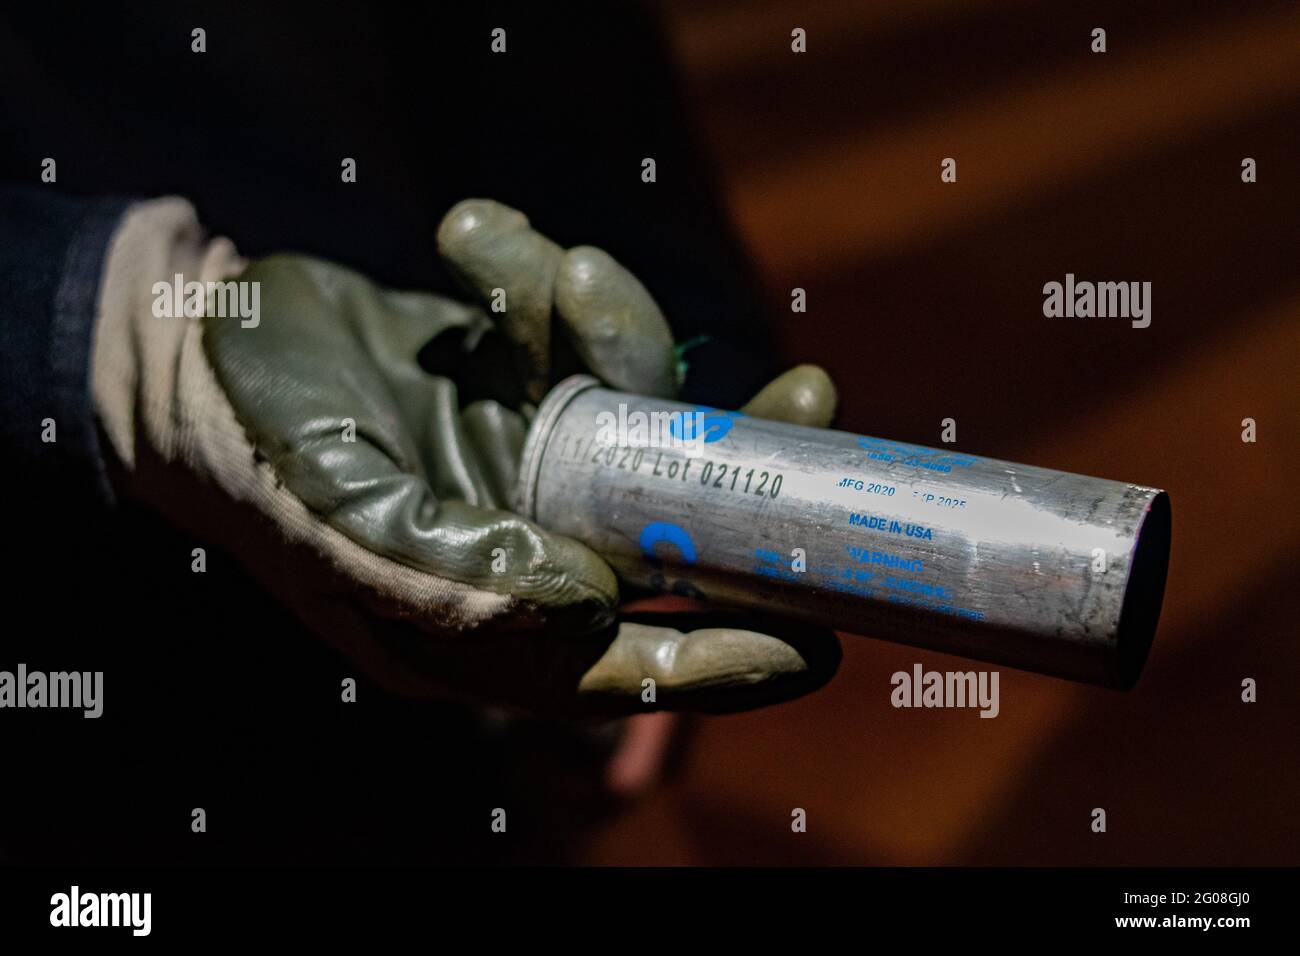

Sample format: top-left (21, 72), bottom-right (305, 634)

top-left (516, 375), bottom-right (1171, 688)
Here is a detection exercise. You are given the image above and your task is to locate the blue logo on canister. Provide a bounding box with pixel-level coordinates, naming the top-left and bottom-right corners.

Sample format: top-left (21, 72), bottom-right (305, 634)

top-left (670, 407), bottom-right (741, 444)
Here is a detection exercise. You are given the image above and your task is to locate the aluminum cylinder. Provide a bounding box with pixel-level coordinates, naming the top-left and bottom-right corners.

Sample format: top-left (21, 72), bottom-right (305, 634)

top-left (516, 375), bottom-right (1171, 688)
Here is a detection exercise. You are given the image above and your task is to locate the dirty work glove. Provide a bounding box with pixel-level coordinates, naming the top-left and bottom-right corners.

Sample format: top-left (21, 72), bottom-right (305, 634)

top-left (91, 197), bottom-right (841, 714)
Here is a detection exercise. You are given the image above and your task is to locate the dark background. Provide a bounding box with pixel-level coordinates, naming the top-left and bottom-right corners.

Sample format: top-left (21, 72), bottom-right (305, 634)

top-left (1, 1), bottom-right (1296, 865)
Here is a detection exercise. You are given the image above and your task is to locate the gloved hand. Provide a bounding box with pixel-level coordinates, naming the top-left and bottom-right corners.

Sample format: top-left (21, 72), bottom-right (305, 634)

top-left (91, 197), bottom-right (841, 714)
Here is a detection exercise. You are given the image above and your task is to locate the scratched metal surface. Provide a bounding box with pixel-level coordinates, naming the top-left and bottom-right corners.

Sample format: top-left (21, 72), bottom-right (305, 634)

top-left (520, 376), bottom-right (1167, 686)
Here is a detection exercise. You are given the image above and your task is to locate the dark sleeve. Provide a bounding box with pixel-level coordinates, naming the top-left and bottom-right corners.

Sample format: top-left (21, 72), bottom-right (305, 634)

top-left (0, 187), bottom-right (132, 503)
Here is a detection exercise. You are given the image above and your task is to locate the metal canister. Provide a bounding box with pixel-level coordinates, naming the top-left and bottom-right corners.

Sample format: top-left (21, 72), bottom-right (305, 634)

top-left (516, 375), bottom-right (1171, 688)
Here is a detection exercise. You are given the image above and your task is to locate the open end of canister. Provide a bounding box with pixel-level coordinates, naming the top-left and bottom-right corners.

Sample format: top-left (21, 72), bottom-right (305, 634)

top-left (1110, 491), bottom-right (1172, 690)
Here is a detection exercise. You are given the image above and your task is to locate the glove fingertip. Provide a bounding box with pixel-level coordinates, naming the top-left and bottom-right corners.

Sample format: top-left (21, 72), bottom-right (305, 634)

top-left (742, 364), bottom-right (838, 428)
top-left (555, 246), bottom-right (677, 397)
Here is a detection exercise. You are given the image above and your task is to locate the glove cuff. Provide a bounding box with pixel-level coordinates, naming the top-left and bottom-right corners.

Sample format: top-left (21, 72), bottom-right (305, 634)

top-left (90, 197), bottom-right (244, 478)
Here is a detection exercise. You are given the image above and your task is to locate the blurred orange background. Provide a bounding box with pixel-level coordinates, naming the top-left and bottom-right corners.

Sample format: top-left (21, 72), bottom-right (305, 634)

top-left (583, 0), bottom-right (1300, 865)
